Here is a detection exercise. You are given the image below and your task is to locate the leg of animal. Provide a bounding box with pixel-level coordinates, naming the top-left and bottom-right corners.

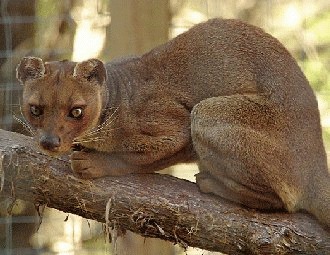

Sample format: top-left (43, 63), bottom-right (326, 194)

top-left (71, 150), bottom-right (143, 178)
top-left (191, 94), bottom-right (304, 211)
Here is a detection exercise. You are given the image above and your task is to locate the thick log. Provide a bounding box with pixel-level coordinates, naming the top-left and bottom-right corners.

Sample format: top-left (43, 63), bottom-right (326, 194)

top-left (0, 129), bottom-right (329, 254)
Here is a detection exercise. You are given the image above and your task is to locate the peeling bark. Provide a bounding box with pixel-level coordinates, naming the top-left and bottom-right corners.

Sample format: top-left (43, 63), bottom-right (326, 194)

top-left (0, 129), bottom-right (329, 254)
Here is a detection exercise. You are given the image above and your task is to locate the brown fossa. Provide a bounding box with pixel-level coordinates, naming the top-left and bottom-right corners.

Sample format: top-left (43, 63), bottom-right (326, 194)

top-left (17, 19), bottom-right (329, 228)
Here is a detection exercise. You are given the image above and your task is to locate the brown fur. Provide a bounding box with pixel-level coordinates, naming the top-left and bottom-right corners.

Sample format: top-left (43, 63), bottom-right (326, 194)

top-left (17, 19), bottom-right (329, 228)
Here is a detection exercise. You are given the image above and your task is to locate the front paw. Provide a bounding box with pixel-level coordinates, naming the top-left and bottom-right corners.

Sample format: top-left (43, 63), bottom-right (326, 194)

top-left (71, 151), bottom-right (108, 179)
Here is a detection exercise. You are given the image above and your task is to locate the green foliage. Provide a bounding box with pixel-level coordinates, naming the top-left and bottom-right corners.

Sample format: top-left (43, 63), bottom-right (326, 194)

top-left (303, 11), bottom-right (330, 93)
top-left (296, 9), bottom-right (330, 150)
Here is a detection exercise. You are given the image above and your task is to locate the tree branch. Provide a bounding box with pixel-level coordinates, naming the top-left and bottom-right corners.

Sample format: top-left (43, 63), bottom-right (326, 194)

top-left (0, 129), bottom-right (329, 254)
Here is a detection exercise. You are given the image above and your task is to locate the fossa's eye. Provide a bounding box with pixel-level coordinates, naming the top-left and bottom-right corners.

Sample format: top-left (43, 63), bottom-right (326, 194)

top-left (30, 105), bottom-right (43, 117)
top-left (69, 107), bottom-right (83, 119)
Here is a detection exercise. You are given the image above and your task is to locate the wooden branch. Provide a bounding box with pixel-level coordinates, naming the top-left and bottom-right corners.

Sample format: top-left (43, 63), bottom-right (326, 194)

top-left (0, 129), bottom-right (329, 254)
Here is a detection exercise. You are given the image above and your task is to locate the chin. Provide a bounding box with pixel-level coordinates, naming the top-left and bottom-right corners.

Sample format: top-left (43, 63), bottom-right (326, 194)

top-left (38, 145), bottom-right (72, 157)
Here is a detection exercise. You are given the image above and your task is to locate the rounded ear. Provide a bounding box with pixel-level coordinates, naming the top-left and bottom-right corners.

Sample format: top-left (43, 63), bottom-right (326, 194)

top-left (16, 57), bottom-right (46, 84)
top-left (73, 59), bottom-right (107, 84)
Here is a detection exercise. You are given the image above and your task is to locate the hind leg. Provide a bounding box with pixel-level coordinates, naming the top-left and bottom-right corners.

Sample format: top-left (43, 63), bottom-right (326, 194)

top-left (191, 95), bottom-right (302, 211)
top-left (195, 170), bottom-right (284, 210)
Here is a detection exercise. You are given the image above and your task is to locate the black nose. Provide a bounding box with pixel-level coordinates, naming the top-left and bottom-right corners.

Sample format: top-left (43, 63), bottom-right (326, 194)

top-left (40, 134), bottom-right (61, 151)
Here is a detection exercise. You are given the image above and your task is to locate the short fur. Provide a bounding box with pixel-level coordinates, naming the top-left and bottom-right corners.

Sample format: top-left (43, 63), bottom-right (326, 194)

top-left (17, 19), bottom-right (329, 228)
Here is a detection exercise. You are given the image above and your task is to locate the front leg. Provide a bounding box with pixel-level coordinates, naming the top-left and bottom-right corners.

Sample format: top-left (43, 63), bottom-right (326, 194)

top-left (71, 150), bottom-right (140, 179)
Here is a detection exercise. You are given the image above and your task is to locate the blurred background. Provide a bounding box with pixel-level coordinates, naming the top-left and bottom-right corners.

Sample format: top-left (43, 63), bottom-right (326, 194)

top-left (0, 0), bottom-right (329, 254)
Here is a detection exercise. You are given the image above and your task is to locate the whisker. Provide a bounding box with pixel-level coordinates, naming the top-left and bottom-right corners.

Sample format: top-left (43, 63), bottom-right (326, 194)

top-left (82, 116), bottom-right (119, 137)
top-left (85, 126), bottom-right (122, 137)
top-left (13, 115), bottom-right (36, 136)
top-left (75, 127), bottom-right (122, 143)
top-left (81, 107), bottom-right (120, 137)
top-left (102, 106), bottom-right (118, 112)
top-left (99, 107), bottom-right (120, 128)
top-left (12, 100), bottom-right (36, 136)
top-left (81, 124), bottom-right (121, 138)
top-left (73, 137), bottom-right (105, 144)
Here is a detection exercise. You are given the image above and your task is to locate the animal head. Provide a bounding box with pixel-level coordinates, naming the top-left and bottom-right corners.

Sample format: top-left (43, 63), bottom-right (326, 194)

top-left (16, 56), bottom-right (108, 155)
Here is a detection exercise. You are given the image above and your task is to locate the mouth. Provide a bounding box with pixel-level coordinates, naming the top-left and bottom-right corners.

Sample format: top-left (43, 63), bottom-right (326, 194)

top-left (36, 140), bottom-right (70, 156)
top-left (39, 147), bottom-right (66, 157)
top-left (71, 143), bottom-right (85, 152)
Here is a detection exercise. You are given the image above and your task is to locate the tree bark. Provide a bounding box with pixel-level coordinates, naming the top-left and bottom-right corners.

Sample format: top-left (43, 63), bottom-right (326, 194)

top-left (0, 129), bottom-right (329, 255)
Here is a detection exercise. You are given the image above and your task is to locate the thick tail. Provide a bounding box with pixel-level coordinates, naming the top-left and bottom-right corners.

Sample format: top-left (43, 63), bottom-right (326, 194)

top-left (304, 172), bottom-right (330, 229)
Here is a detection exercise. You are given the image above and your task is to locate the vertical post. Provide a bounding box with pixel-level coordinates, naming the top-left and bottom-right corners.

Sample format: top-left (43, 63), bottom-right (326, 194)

top-left (102, 1), bottom-right (174, 254)
top-left (103, 0), bottom-right (170, 59)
